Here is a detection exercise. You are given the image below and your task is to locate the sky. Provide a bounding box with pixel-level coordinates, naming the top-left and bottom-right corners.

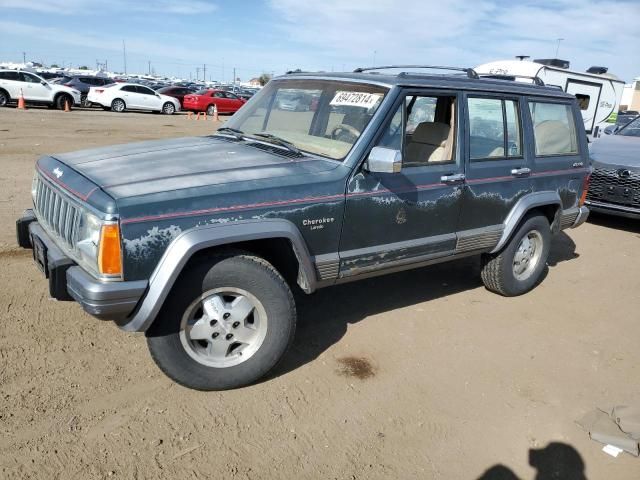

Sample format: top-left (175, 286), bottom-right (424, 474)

top-left (0, 0), bottom-right (638, 83)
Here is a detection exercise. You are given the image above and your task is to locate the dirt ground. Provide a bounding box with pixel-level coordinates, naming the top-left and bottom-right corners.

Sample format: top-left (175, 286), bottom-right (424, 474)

top-left (1, 107), bottom-right (639, 480)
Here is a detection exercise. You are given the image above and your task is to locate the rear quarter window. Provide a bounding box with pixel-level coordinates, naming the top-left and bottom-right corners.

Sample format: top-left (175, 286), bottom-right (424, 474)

top-left (529, 102), bottom-right (579, 156)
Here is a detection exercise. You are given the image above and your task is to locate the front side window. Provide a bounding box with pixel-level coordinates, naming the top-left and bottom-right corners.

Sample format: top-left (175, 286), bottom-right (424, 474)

top-left (375, 94), bottom-right (456, 166)
top-left (137, 86), bottom-right (155, 95)
top-left (225, 79), bottom-right (388, 160)
top-left (19, 72), bottom-right (41, 83)
top-left (468, 97), bottom-right (522, 160)
top-left (529, 102), bottom-right (578, 155)
top-left (122, 85), bottom-right (137, 93)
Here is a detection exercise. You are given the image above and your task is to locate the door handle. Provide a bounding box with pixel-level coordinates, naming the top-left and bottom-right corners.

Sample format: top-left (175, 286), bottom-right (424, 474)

top-left (511, 167), bottom-right (531, 177)
top-left (572, 162), bottom-right (584, 168)
top-left (440, 173), bottom-right (466, 184)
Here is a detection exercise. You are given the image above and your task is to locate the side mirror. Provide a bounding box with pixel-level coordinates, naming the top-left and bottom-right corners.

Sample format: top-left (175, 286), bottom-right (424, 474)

top-left (603, 125), bottom-right (618, 135)
top-left (365, 146), bottom-right (402, 173)
top-left (41, 80), bottom-right (47, 85)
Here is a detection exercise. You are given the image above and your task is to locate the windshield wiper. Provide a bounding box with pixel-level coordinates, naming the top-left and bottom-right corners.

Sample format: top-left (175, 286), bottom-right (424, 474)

top-left (251, 133), bottom-right (301, 155)
top-left (215, 127), bottom-right (245, 140)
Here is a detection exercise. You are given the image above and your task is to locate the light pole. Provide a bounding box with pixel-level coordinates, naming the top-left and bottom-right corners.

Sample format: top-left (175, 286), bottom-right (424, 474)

top-left (555, 38), bottom-right (564, 58)
top-left (373, 50), bottom-right (377, 66)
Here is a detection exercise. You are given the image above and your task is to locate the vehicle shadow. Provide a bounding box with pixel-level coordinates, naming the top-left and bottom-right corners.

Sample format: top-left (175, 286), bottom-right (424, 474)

top-left (587, 211), bottom-right (640, 234)
top-left (270, 231), bottom-right (578, 380)
top-left (477, 442), bottom-right (587, 480)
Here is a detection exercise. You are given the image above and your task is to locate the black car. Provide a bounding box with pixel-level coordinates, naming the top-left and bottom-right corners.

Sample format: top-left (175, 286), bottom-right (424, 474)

top-left (58, 76), bottom-right (115, 106)
top-left (17, 66), bottom-right (590, 390)
top-left (156, 86), bottom-right (195, 108)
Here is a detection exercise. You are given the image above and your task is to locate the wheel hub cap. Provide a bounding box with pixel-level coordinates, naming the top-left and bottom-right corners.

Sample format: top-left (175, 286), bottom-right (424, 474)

top-left (512, 230), bottom-right (543, 281)
top-left (179, 288), bottom-right (268, 368)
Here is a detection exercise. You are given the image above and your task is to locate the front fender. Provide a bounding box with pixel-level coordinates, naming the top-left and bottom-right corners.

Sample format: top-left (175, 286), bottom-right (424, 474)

top-left (118, 218), bottom-right (315, 332)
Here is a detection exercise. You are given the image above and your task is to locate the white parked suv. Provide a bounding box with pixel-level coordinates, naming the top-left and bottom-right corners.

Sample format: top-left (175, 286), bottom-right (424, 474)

top-left (87, 83), bottom-right (181, 114)
top-left (0, 70), bottom-right (81, 109)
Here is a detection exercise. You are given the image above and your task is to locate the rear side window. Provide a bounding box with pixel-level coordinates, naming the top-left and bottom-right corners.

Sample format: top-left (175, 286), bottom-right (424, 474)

top-left (0, 71), bottom-right (20, 80)
top-left (468, 97), bottom-right (522, 160)
top-left (529, 102), bottom-right (578, 156)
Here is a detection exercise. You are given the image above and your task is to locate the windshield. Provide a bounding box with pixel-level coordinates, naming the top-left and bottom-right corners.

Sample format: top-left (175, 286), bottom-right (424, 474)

top-left (224, 79), bottom-right (388, 160)
top-left (618, 116), bottom-right (640, 137)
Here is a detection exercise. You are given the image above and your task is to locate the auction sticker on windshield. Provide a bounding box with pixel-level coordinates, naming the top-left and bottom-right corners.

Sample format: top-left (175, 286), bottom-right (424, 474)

top-left (330, 91), bottom-right (383, 109)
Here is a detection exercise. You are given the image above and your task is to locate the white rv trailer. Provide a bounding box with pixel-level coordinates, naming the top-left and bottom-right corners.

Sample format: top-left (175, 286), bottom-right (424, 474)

top-left (475, 59), bottom-right (625, 136)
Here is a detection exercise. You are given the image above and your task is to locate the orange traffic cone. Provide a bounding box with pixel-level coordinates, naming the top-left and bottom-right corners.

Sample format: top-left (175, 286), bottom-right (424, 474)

top-left (196, 112), bottom-right (201, 121)
top-left (202, 112), bottom-right (207, 120)
top-left (213, 104), bottom-right (219, 122)
top-left (17, 89), bottom-right (26, 110)
top-left (64, 99), bottom-right (71, 112)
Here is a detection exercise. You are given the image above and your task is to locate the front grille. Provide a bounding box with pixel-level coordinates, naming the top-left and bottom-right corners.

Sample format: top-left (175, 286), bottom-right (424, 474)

top-left (33, 174), bottom-right (81, 250)
top-left (587, 167), bottom-right (640, 208)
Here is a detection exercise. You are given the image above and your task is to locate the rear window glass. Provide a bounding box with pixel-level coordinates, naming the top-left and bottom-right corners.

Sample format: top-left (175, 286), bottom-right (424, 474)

top-left (468, 98), bottom-right (522, 160)
top-left (529, 102), bottom-right (578, 156)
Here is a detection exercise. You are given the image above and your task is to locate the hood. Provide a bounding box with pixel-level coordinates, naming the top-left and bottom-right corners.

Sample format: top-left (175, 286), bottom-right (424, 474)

top-left (590, 134), bottom-right (640, 169)
top-left (53, 136), bottom-right (339, 200)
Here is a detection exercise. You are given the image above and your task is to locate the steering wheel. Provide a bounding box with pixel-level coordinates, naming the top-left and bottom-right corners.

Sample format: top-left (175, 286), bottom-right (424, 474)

top-left (331, 124), bottom-right (361, 143)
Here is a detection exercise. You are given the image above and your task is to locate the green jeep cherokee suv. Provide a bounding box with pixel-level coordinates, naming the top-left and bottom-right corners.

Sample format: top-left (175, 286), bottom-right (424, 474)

top-left (17, 66), bottom-right (590, 390)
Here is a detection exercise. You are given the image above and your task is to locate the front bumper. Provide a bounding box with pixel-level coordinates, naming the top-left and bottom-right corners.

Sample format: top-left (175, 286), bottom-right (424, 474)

top-left (585, 200), bottom-right (640, 220)
top-left (16, 210), bottom-right (147, 321)
top-left (572, 206), bottom-right (590, 228)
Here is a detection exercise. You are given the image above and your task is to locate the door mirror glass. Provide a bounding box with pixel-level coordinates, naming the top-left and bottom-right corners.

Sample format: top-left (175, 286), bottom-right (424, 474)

top-left (603, 125), bottom-right (618, 135)
top-left (366, 146), bottom-right (402, 173)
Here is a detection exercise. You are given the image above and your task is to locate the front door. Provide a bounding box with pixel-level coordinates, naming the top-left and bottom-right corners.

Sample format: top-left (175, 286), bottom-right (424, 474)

top-left (19, 72), bottom-right (50, 101)
top-left (136, 85), bottom-right (160, 110)
top-left (339, 89), bottom-right (464, 278)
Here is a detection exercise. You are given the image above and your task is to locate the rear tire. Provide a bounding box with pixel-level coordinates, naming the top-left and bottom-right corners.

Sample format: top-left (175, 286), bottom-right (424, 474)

top-left (111, 98), bottom-right (126, 112)
top-left (481, 214), bottom-right (551, 296)
top-left (206, 104), bottom-right (216, 116)
top-left (146, 252), bottom-right (296, 390)
top-left (0, 89), bottom-right (9, 107)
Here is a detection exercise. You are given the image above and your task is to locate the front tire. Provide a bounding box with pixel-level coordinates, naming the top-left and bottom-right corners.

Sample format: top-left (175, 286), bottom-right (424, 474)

top-left (111, 98), bottom-right (126, 112)
top-left (146, 252), bottom-right (296, 390)
top-left (55, 94), bottom-right (72, 110)
top-left (162, 102), bottom-right (176, 115)
top-left (481, 213), bottom-right (551, 296)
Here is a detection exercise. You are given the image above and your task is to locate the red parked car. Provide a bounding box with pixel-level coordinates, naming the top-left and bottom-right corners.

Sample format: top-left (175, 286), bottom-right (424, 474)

top-left (156, 86), bottom-right (195, 108)
top-left (182, 89), bottom-right (246, 115)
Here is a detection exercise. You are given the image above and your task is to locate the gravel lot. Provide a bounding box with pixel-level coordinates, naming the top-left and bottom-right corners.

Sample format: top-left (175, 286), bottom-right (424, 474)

top-left (1, 107), bottom-right (639, 479)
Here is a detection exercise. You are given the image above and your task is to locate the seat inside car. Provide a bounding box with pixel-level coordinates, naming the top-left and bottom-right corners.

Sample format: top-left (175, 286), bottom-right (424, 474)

top-left (534, 120), bottom-right (572, 155)
top-left (405, 122), bottom-right (451, 165)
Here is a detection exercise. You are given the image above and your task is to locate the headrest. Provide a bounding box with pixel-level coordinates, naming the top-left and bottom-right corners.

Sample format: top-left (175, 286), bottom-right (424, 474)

top-left (412, 122), bottom-right (451, 146)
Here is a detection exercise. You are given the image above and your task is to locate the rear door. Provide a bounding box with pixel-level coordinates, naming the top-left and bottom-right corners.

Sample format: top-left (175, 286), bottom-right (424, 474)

top-left (0, 71), bottom-right (20, 98)
top-left (457, 93), bottom-right (532, 240)
top-left (117, 85), bottom-right (136, 107)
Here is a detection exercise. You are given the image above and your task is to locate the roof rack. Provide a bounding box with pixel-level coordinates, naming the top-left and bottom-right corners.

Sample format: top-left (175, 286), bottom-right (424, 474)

top-left (353, 65), bottom-right (479, 79)
top-left (478, 74), bottom-right (545, 86)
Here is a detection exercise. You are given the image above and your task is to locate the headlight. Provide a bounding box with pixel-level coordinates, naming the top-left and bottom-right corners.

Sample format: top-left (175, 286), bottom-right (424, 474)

top-left (76, 211), bottom-right (102, 268)
top-left (76, 212), bottom-right (122, 278)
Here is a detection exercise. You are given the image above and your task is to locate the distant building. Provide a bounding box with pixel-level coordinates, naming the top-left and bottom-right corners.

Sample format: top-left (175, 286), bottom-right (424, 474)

top-left (620, 78), bottom-right (640, 111)
top-left (248, 78), bottom-right (261, 87)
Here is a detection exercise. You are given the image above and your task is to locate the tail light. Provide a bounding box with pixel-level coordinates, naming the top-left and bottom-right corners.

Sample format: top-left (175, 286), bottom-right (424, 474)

top-left (579, 173), bottom-right (591, 207)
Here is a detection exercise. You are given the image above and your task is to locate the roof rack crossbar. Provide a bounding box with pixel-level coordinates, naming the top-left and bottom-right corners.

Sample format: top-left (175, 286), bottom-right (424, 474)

top-left (353, 65), bottom-right (479, 79)
top-left (478, 74), bottom-right (546, 87)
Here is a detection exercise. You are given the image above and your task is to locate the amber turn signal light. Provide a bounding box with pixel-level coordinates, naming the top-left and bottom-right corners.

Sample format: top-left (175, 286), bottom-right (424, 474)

top-left (98, 223), bottom-right (122, 276)
top-left (579, 173), bottom-right (591, 207)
